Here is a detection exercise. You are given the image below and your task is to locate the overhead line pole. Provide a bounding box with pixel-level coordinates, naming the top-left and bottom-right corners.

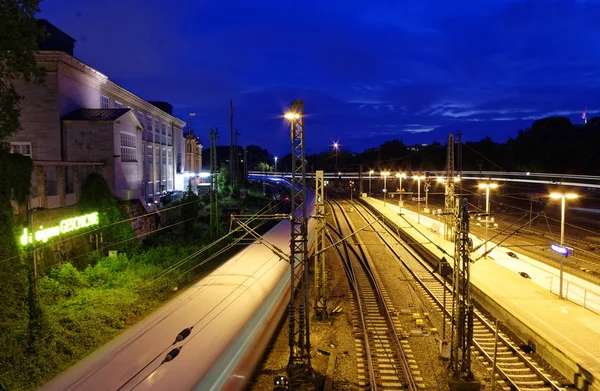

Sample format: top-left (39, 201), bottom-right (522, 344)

top-left (286, 100), bottom-right (314, 388)
top-left (229, 100), bottom-right (234, 189)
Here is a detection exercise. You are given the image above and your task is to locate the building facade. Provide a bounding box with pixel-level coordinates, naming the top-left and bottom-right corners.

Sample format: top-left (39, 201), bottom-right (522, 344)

top-left (6, 22), bottom-right (191, 210)
top-left (184, 134), bottom-right (202, 174)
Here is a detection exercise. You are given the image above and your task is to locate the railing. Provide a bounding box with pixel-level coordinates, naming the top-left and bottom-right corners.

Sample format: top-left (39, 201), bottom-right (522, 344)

top-left (548, 276), bottom-right (600, 314)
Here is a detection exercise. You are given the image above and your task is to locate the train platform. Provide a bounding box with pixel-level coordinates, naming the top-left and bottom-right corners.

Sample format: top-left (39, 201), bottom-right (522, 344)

top-left (361, 196), bottom-right (600, 391)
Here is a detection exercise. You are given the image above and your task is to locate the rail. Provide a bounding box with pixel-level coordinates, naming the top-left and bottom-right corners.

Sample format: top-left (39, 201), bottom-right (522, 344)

top-left (354, 198), bottom-right (564, 391)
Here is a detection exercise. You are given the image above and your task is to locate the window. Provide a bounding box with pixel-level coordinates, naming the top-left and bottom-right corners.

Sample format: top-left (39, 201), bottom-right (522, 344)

top-left (162, 148), bottom-right (167, 165)
top-left (114, 101), bottom-right (123, 109)
top-left (147, 145), bottom-right (153, 163)
top-left (101, 95), bottom-right (109, 109)
top-left (167, 126), bottom-right (172, 146)
top-left (120, 132), bottom-right (137, 162)
top-left (161, 122), bottom-right (166, 135)
top-left (167, 150), bottom-right (173, 191)
top-left (10, 142), bottom-right (32, 157)
top-left (147, 182), bottom-right (153, 196)
top-left (146, 115), bottom-right (153, 132)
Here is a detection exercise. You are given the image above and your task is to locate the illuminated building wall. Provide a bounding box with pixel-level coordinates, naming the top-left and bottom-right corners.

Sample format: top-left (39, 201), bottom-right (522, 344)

top-left (5, 21), bottom-right (187, 210)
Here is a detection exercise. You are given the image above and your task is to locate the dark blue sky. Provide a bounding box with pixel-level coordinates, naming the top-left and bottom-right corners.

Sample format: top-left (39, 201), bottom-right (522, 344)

top-left (40, 0), bottom-right (598, 156)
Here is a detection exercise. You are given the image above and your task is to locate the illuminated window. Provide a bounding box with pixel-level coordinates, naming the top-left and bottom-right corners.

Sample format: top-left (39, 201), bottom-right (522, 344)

top-left (120, 132), bottom-right (137, 162)
top-left (114, 101), bottom-right (123, 109)
top-left (100, 95), bottom-right (109, 109)
top-left (10, 142), bottom-right (32, 157)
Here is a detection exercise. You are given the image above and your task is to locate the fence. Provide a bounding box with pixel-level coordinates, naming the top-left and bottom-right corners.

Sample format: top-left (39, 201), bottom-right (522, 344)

top-left (547, 276), bottom-right (600, 314)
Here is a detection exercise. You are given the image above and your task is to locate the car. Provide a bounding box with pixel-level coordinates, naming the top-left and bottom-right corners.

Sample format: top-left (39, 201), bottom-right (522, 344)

top-left (507, 251), bottom-right (519, 259)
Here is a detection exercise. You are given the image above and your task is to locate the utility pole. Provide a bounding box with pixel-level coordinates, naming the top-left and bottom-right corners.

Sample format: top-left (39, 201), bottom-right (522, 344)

top-left (314, 170), bottom-right (327, 320)
top-left (229, 100), bottom-right (234, 189)
top-left (444, 134), bottom-right (456, 241)
top-left (210, 128), bottom-right (219, 238)
top-left (234, 128), bottom-right (241, 189)
top-left (25, 195), bottom-right (42, 348)
top-left (286, 100), bottom-right (314, 388)
top-left (449, 198), bottom-right (480, 390)
top-left (243, 145), bottom-right (248, 185)
top-left (358, 164), bottom-right (363, 195)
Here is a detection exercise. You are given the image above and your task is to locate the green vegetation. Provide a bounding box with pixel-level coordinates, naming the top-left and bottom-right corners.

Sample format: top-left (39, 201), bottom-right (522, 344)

top-left (0, 4), bottom-right (45, 390)
top-left (78, 172), bottom-right (139, 255)
top-left (0, 172), bottom-right (275, 391)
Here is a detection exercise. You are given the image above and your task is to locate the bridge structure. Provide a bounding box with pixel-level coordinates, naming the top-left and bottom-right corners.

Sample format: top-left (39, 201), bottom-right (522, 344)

top-left (249, 170), bottom-right (600, 189)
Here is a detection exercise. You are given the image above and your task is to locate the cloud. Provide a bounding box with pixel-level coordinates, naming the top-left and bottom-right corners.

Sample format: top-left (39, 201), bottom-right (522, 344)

top-left (40, 0), bottom-right (600, 152)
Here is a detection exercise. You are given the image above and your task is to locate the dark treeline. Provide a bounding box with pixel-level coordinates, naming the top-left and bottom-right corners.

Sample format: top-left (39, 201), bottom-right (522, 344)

top-left (277, 116), bottom-right (600, 175)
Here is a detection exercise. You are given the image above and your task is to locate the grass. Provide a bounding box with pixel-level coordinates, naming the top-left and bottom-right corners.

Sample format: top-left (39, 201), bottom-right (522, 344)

top-left (0, 188), bottom-right (276, 391)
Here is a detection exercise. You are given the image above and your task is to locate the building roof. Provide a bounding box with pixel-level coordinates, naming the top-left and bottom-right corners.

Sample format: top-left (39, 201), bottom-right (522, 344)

top-left (38, 19), bottom-right (76, 55)
top-left (148, 101), bottom-right (174, 115)
top-left (62, 108), bottom-right (132, 122)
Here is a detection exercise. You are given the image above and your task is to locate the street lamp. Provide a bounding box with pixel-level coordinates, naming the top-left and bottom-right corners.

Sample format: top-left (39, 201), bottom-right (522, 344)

top-left (413, 174), bottom-right (426, 223)
top-left (382, 171), bottom-right (390, 205)
top-left (369, 170), bottom-right (374, 197)
top-left (478, 183), bottom-right (499, 258)
top-left (396, 172), bottom-right (406, 214)
top-left (349, 181), bottom-right (354, 202)
top-left (550, 192), bottom-right (578, 299)
top-left (274, 156), bottom-right (278, 172)
top-left (333, 142), bottom-right (339, 171)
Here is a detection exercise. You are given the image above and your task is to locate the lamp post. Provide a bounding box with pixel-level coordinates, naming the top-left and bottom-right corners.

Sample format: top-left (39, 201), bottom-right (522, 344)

top-left (382, 171), bottom-right (390, 205)
top-left (333, 142), bottom-right (339, 171)
top-left (478, 183), bottom-right (498, 258)
top-left (349, 181), bottom-right (354, 202)
top-left (550, 192), bottom-right (578, 299)
top-left (369, 170), bottom-right (374, 197)
top-left (413, 174), bottom-right (426, 223)
top-left (274, 156), bottom-right (278, 172)
top-left (396, 172), bottom-right (406, 214)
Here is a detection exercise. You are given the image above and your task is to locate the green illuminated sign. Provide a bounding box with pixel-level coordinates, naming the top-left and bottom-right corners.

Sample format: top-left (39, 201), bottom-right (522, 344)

top-left (20, 212), bottom-right (99, 245)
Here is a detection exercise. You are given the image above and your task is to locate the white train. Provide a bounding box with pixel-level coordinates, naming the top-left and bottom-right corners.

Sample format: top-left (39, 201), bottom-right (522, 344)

top-left (38, 193), bottom-right (316, 391)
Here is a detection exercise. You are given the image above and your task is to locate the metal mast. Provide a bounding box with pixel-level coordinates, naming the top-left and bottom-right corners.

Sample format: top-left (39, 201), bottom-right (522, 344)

top-left (314, 170), bottom-right (327, 320)
top-left (209, 128), bottom-right (219, 238)
top-left (444, 134), bottom-right (456, 241)
top-left (449, 198), bottom-right (479, 390)
top-left (229, 100), bottom-right (234, 189)
top-left (287, 100), bottom-right (313, 388)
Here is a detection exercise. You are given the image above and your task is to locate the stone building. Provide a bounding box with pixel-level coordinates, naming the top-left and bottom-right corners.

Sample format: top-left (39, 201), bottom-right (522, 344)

top-left (6, 20), bottom-right (188, 212)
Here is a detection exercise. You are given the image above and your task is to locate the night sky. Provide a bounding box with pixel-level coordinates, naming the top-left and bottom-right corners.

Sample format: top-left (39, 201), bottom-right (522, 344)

top-left (39, 0), bottom-right (597, 156)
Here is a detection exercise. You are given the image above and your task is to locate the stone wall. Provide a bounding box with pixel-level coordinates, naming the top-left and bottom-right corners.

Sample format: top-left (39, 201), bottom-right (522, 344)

top-left (7, 62), bottom-right (61, 161)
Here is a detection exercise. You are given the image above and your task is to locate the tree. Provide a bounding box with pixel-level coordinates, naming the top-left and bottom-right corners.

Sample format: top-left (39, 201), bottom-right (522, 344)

top-left (0, 0), bottom-right (46, 378)
top-left (181, 189), bottom-right (199, 232)
top-left (217, 165), bottom-right (231, 196)
top-left (79, 173), bottom-right (138, 256)
top-left (0, 0), bottom-right (45, 143)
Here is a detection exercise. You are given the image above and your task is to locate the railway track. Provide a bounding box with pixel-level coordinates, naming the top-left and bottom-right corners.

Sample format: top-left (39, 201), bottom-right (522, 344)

top-left (327, 199), bottom-right (420, 391)
top-left (345, 198), bottom-right (568, 391)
